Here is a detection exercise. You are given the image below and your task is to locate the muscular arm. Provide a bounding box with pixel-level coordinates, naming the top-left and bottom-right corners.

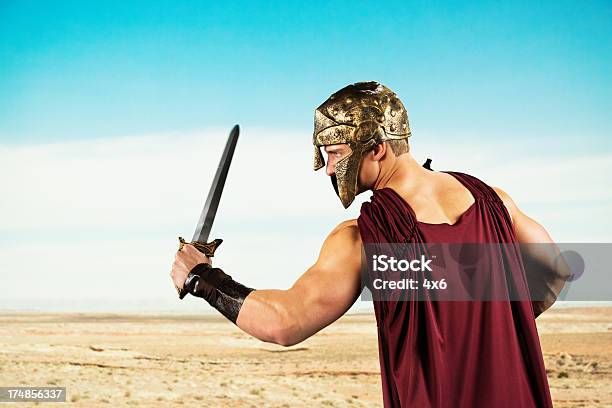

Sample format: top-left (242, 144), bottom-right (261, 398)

top-left (236, 220), bottom-right (363, 346)
top-left (493, 187), bottom-right (571, 317)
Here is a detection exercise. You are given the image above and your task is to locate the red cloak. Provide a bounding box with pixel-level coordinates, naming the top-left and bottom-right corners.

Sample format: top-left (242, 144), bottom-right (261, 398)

top-left (357, 171), bottom-right (552, 407)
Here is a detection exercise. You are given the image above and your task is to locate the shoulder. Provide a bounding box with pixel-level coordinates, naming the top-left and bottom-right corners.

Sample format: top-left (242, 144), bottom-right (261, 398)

top-left (448, 171), bottom-right (518, 224)
top-left (332, 219), bottom-right (358, 230)
top-left (491, 186), bottom-right (518, 224)
top-left (325, 219), bottom-right (361, 247)
top-left (316, 219), bottom-right (362, 265)
top-left (329, 219), bottom-right (360, 239)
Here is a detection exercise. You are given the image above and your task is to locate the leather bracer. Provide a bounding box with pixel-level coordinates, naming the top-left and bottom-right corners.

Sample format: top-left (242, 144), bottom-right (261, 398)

top-left (183, 263), bottom-right (255, 324)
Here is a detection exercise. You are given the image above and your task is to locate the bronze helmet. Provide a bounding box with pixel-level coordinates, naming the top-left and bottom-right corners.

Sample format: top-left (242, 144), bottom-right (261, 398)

top-left (313, 81), bottom-right (411, 208)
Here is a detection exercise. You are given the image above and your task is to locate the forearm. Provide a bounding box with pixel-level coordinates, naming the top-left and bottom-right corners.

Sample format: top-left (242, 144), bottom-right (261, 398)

top-left (184, 264), bottom-right (315, 346)
top-left (520, 243), bottom-right (571, 318)
top-left (237, 289), bottom-right (309, 346)
top-left (183, 263), bottom-right (255, 323)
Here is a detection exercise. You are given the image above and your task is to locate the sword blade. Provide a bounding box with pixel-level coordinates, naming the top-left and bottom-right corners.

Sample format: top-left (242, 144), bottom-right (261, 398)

top-left (192, 125), bottom-right (239, 243)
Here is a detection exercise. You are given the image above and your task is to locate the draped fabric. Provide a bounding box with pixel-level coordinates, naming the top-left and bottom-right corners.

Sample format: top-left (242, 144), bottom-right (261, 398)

top-left (357, 171), bottom-right (552, 408)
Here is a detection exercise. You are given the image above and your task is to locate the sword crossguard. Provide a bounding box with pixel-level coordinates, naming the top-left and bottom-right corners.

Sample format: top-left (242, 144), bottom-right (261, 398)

top-left (178, 237), bottom-right (223, 256)
top-left (175, 237), bottom-right (224, 299)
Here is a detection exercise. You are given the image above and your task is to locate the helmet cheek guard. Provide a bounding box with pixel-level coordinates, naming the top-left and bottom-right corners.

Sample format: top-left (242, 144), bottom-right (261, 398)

top-left (314, 145), bottom-right (325, 171)
top-left (333, 147), bottom-right (363, 208)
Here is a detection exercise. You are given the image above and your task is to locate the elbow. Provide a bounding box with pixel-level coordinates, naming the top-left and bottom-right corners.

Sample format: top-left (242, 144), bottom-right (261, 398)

top-left (241, 291), bottom-right (309, 347)
top-left (268, 312), bottom-right (304, 347)
top-left (558, 270), bottom-right (573, 284)
top-left (273, 333), bottom-right (300, 348)
top-left (533, 293), bottom-right (558, 318)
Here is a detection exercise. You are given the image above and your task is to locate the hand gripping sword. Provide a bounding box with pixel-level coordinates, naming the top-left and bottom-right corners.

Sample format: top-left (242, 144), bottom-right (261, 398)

top-left (175, 125), bottom-right (239, 299)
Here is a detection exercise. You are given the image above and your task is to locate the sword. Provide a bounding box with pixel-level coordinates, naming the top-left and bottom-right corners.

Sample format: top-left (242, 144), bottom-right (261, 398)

top-left (175, 124), bottom-right (240, 299)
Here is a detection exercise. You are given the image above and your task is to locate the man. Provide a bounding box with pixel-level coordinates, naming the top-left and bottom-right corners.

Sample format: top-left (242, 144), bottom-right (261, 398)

top-left (171, 81), bottom-right (568, 407)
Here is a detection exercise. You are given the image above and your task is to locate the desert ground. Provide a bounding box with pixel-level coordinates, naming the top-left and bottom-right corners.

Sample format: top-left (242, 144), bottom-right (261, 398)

top-left (0, 307), bottom-right (610, 407)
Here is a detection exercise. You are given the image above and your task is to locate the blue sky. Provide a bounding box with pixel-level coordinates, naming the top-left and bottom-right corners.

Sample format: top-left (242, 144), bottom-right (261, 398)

top-left (1, 1), bottom-right (610, 311)
top-left (1, 0), bottom-right (610, 150)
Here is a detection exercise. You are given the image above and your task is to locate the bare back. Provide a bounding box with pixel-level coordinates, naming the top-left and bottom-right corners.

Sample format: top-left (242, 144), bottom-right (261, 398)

top-left (388, 171), bottom-right (477, 225)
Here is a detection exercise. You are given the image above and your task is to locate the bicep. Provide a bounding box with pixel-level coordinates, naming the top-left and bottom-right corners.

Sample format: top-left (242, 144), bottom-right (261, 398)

top-left (287, 222), bottom-right (363, 333)
top-left (493, 186), bottom-right (553, 244)
top-left (493, 186), bottom-right (569, 317)
top-left (514, 210), bottom-right (554, 244)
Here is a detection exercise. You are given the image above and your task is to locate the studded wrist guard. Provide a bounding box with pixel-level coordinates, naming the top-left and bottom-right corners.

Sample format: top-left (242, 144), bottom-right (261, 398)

top-left (183, 263), bottom-right (255, 324)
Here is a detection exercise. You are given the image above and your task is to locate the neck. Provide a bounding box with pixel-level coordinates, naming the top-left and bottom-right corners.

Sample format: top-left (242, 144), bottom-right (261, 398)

top-left (372, 153), bottom-right (432, 193)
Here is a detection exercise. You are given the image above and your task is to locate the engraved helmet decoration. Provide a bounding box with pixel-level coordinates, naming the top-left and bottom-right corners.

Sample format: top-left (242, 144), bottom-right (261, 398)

top-left (313, 81), bottom-right (411, 208)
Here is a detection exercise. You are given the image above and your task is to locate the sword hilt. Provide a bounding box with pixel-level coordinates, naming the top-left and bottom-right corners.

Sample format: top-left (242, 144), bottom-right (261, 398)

top-left (175, 237), bottom-right (223, 299)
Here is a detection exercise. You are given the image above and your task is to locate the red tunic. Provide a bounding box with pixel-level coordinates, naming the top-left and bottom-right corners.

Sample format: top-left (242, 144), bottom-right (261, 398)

top-left (357, 171), bottom-right (552, 407)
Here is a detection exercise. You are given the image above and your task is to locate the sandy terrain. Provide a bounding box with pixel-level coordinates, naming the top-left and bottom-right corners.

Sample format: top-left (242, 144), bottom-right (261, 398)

top-left (0, 307), bottom-right (610, 407)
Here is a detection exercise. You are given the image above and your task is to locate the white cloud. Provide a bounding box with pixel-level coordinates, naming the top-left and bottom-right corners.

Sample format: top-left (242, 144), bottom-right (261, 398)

top-left (0, 129), bottom-right (353, 232)
top-left (0, 129), bottom-right (610, 309)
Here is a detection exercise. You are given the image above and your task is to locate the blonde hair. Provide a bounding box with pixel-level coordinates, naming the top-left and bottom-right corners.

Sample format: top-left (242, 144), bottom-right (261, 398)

top-left (386, 139), bottom-right (409, 156)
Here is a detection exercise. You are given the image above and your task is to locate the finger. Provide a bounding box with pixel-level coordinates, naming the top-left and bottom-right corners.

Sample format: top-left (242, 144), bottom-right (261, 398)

top-left (183, 244), bottom-right (197, 255)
